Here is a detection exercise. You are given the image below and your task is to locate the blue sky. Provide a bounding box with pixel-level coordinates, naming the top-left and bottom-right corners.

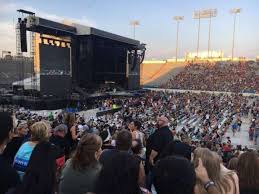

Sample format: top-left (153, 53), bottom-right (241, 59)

top-left (0, 0), bottom-right (258, 59)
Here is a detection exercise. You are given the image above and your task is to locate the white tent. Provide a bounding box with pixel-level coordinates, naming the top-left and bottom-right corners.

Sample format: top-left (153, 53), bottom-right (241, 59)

top-left (12, 73), bottom-right (40, 90)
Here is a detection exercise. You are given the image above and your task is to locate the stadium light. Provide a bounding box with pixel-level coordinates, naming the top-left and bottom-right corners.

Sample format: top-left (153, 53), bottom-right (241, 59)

top-left (230, 8), bottom-right (241, 61)
top-left (193, 9), bottom-right (217, 58)
top-left (130, 20), bottom-right (140, 40)
top-left (173, 16), bottom-right (184, 62)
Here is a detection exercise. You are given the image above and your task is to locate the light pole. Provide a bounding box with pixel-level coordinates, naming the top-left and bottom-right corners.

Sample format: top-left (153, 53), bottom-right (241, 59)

top-left (130, 20), bottom-right (140, 40)
top-left (173, 16), bottom-right (184, 62)
top-left (230, 8), bottom-right (241, 61)
top-left (193, 9), bottom-right (217, 59)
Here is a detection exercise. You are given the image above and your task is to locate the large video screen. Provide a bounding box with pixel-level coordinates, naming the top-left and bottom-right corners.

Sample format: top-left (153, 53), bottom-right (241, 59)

top-left (39, 44), bottom-right (70, 75)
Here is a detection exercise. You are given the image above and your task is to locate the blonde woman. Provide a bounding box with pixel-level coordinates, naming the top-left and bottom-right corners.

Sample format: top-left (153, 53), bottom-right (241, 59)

top-left (193, 148), bottom-right (239, 194)
top-left (13, 121), bottom-right (51, 178)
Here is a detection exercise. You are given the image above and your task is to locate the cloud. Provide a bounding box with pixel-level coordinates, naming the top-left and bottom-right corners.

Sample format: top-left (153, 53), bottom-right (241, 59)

top-left (0, 2), bottom-right (97, 54)
top-left (0, 21), bottom-right (16, 54)
top-left (0, 3), bottom-right (18, 15)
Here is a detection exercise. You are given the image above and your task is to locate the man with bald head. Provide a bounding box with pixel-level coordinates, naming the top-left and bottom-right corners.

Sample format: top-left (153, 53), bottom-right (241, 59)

top-left (149, 116), bottom-right (173, 166)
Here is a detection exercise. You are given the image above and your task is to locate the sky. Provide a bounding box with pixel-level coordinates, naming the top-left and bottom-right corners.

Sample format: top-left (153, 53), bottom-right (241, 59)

top-left (0, 0), bottom-right (258, 59)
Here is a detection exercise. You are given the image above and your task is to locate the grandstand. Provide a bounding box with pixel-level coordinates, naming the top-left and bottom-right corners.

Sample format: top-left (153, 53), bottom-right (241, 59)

top-left (140, 60), bottom-right (186, 86)
top-left (0, 57), bottom-right (32, 89)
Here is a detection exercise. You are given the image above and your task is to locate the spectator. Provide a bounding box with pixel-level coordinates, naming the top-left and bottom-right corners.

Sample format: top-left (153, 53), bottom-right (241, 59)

top-left (132, 139), bottom-right (145, 162)
top-left (95, 151), bottom-right (149, 194)
top-left (59, 133), bottom-right (102, 194)
top-left (227, 157), bottom-right (238, 171)
top-left (13, 141), bottom-right (57, 194)
top-left (149, 116), bottom-right (173, 166)
top-left (0, 112), bottom-right (20, 194)
top-left (237, 151), bottom-right (259, 194)
top-left (65, 113), bottom-right (80, 149)
top-left (153, 156), bottom-right (196, 194)
top-left (3, 121), bottom-right (28, 164)
top-left (129, 120), bottom-right (145, 146)
top-left (163, 62), bottom-right (259, 93)
top-left (193, 147), bottom-right (239, 194)
top-left (195, 158), bottom-right (221, 194)
top-left (13, 121), bottom-right (51, 178)
top-left (49, 124), bottom-right (70, 169)
top-left (160, 140), bottom-right (192, 161)
top-left (99, 128), bottom-right (113, 150)
top-left (99, 129), bottom-right (132, 166)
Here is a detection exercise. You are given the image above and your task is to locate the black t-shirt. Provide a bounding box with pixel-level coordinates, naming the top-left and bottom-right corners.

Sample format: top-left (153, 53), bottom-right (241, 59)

top-left (3, 136), bottom-right (24, 164)
top-left (0, 154), bottom-right (20, 194)
top-left (150, 126), bottom-right (173, 162)
top-left (49, 135), bottom-right (70, 158)
top-left (99, 149), bottom-right (117, 167)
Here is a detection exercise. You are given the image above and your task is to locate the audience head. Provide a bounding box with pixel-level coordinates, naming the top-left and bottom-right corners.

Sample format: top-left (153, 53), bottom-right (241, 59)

top-left (95, 152), bottom-right (141, 194)
top-left (30, 121), bottom-right (51, 142)
top-left (193, 148), bottom-right (221, 180)
top-left (161, 140), bottom-right (192, 161)
top-left (227, 157), bottom-right (238, 171)
top-left (72, 133), bottom-right (102, 171)
top-left (237, 151), bottom-right (259, 191)
top-left (66, 113), bottom-right (76, 127)
top-left (193, 147), bottom-right (232, 193)
top-left (53, 124), bottom-right (68, 137)
top-left (157, 116), bottom-right (169, 128)
top-left (128, 120), bottom-right (142, 131)
top-left (16, 121), bottom-right (29, 136)
top-left (153, 156), bottom-right (196, 194)
top-left (115, 130), bottom-right (132, 151)
top-left (0, 112), bottom-right (13, 152)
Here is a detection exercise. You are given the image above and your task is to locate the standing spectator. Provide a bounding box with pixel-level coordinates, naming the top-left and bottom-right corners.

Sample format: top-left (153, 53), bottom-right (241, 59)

top-left (95, 151), bottom-right (149, 194)
top-left (59, 133), bottom-right (102, 194)
top-left (237, 151), bottom-right (259, 194)
top-left (232, 122), bottom-right (238, 137)
top-left (149, 116), bottom-right (173, 166)
top-left (49, 124), bottom-right (69, 169)
top-left (227, 157), bottom-right (238, 171)
top-left (254, 119), bottom-right (259, 145)
top-left (160, 140), bottom-right (192, 161)
top-left (128, 120), bottom-right (145, 146)
top-left (13, 141), bottom-right (57, 194)
top-left (99, 130), bottom-right (132, 166)
top-left (3, 121), bottom-right (28, 164)
top-left (193, 148), bottom-right (239, 194)
top-left (65, 113), bottom-right (80, 150)
top-left (13, 121), bottom-right (51, 178)
top-left (0, 112), bottom-right (20, 194)
top-left (195, 158), bottom-right (221, 194)
top-left (153, 156), bottom-right (196, 194)
top-left (237, 117), bottom-right (242, 132)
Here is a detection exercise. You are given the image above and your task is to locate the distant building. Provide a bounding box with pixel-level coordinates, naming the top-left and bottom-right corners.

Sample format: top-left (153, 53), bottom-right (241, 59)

top-left (185, 50), bottom-right (224, 60)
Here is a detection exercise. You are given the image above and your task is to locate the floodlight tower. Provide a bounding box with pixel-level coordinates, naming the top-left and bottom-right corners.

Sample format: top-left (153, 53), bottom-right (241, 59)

top-left (230, 8), bottom-right (241, 61)
top-left (173, 16), bottom-right (184, 62)
top-left (193, 9), bottom-right (217, 58)
top-left (130, 20), bottom-right (140, 40)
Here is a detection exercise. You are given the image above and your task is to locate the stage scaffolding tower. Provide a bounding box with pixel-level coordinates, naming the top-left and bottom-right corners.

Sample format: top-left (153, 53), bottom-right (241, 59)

top-left (17, 9), bottom-right (36, 96)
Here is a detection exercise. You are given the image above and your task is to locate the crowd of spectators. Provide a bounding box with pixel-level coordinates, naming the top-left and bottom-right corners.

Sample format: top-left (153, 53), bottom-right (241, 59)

top-left (163, 62), bottom-right (259, 93)
top-left (0, 90), bottom-right (259, 194)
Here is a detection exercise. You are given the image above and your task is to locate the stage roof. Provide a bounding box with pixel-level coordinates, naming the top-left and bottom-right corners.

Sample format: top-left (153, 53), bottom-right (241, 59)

top-left (26, 16), bottom-right (140, 46)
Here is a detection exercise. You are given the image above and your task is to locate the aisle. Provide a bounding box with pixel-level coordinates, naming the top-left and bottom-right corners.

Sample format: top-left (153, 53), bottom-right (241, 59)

top-left (223, 116), bottom-right (258, 149)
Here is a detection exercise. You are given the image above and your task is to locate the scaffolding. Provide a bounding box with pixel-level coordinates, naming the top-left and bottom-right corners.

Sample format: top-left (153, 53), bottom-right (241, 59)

top-left (30, 28), bottom-right (37, 92)
top-left (16, 10), bottom-right (37, 96)
top-left (15, 20), bottom-right (24, 91)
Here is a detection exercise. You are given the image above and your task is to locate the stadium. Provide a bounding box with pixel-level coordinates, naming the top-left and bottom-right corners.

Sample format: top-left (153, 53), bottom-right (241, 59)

top-left (0, 1), bottom-right (259, 194)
